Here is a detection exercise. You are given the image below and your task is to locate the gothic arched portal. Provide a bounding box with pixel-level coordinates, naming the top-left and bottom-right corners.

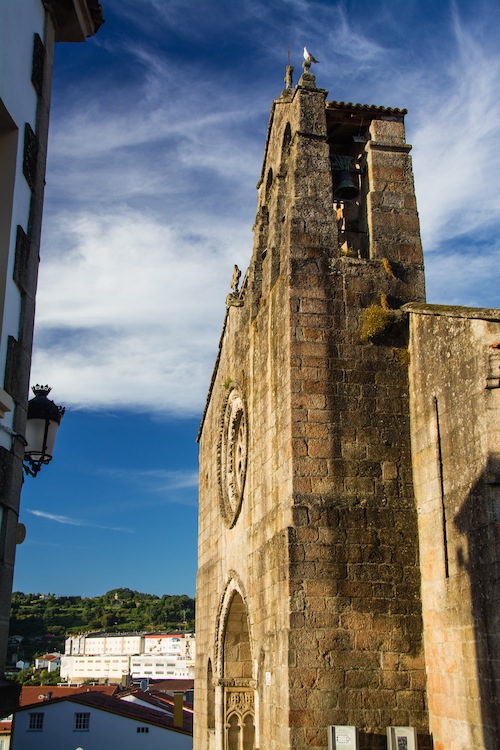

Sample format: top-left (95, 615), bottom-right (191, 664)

top-left (216, 585), bottom-right (256, 750)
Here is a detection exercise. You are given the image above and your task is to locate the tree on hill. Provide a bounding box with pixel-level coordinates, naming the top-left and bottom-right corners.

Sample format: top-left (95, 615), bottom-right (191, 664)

top-left (9, 590), bottom-right (195, 655)
top-left (7, 668), bottom-right (61, 686)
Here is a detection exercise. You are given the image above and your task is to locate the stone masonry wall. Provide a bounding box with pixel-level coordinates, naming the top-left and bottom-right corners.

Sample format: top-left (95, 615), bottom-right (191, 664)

top-left (196, 69), bottom-right (431, 750)
top-left (287, 255), bottom-right (429, 749)
top-left (408, 305), bottom-right (500, 750)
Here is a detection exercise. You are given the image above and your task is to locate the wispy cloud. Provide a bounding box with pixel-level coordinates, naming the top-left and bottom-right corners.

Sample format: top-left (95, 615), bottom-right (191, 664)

top-left (133, 469), bottom-right (199, 491)
top-left (410, 9), bottom-right (500, 251)
top-left (34, 0), bottom-right (500, 416)
top-left (98, 467), bottom-right (198, 492)
top-left (27, 509), bottom-right (134, 533)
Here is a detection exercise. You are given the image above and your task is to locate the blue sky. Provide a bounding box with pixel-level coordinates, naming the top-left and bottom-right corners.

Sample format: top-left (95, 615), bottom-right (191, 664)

top-left (13, 0), bottom-right (500, 598)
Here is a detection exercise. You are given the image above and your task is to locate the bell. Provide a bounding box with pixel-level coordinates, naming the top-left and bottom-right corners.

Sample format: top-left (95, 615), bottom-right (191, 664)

top-left (334, 169), bottom-right (359, 201)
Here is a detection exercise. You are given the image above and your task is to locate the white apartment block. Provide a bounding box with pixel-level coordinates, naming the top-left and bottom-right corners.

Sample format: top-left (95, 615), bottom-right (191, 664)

top-left (61, 633), bottom-right (195, 683)
top-left (65, 633), bottom-right (143, 656)
top-left (129, 655), bottom-right (193, 681)
top-left (144, 634), bottom-right (195, 661)
top-left (61, 654), bottom-right (131, 682)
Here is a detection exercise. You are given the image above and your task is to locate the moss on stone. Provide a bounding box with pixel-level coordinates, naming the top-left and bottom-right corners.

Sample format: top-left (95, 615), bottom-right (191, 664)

top-left (360, 305), bottom-right (398, 342)
top-left (394, 347), bottom-right (410, 366)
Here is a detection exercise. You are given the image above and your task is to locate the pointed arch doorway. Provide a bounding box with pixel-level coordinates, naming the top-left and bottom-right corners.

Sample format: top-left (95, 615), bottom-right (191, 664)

top-left (216, 585), bottom-right (256, 750)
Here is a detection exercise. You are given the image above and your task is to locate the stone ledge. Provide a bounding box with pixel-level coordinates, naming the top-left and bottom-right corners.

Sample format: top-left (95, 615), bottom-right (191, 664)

top-left (403, 302), bottom-right (500, 321)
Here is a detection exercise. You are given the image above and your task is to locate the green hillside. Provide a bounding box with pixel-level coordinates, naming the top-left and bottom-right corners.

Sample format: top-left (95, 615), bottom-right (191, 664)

top-left (9, 588), bottom-right (195, 661)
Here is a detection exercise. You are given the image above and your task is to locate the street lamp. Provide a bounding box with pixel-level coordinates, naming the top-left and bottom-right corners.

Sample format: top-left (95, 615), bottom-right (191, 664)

top-left (23, 385), bottom-right (65, 478)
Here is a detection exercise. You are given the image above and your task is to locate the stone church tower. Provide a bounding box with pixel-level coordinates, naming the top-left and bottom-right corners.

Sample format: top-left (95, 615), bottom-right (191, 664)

top-left (195, 61), bottom-right (432, 750)
top-left (195, 58), bottom-right (500, 750)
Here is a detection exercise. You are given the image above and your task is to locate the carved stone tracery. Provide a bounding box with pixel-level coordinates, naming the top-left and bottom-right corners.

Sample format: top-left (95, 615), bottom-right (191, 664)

top-left (225, 690), bottom-right (255, 750)
top-left (226, 689), bottom-right (254, 714)
top-left (218, 384), bottom-right (248, 528)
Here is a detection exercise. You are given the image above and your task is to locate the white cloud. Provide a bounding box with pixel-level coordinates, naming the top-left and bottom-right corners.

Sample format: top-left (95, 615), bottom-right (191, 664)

top-left (27, 509), bottom-right (134, 533)
top-left (34, 209), bottom-right (249, 414)
top-left (133, 469), bottom-right (199, 490)
top-left (97, 467), bottom-right (198, 491)
top-left (34, 1), bottom-right (500, 416)
top-left (409, 11), bottom-right (500, 250)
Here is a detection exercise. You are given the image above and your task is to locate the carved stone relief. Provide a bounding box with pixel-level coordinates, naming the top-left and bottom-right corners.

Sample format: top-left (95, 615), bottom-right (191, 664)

top-left (218, 384), bottom-right (248, 528)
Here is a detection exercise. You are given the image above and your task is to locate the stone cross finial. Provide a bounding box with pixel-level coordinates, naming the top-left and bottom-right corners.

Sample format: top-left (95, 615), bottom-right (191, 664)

top-left (284, 65), bottom-right (294, 88)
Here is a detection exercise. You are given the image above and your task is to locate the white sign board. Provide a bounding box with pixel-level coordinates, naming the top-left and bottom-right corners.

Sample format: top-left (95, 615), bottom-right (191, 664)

top-left (387, 726), bottom-right (418, 750)
top-left (327, 725), bottom-right (359, 750)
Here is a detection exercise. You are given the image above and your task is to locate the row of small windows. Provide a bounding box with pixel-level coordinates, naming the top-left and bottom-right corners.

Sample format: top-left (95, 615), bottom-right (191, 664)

top-left (28, 712), bottom-right (89, 731)
top-left (130, 661), bottom-right (176, 667)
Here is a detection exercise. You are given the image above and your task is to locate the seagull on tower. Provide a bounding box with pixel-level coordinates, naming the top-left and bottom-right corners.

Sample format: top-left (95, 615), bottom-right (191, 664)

top-left (303, 47), bottom-right (319, 64)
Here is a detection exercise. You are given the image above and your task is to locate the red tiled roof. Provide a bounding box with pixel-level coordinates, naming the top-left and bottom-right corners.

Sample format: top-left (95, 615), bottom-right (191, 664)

top-left (148, 690), bottom-right (193, 712)
top-left (120, 689), bottom-right (193, 714)
top-left (118, 689), bottom-right (171, 709)
top-left (20, 685), bottom-right (116, 707)
top-left (149, 678), bottom-right (194, 692)
top-left (326, 100), bottom-right (407, 115)
top-left (69, 692), bottom-right (192, 733)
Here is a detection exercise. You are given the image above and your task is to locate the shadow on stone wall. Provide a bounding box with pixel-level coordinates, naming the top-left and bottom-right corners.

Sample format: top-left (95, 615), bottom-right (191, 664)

top-left (357, 731), bottom-right (432, 750)
top-left (455, 455), bottom-right (500, 750)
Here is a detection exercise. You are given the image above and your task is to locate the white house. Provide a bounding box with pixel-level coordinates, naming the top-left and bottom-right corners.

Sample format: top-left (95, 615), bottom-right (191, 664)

top-left (11, 691), bottom-right (192, 750)
top-left (34, 653), bottom-right (60, 673)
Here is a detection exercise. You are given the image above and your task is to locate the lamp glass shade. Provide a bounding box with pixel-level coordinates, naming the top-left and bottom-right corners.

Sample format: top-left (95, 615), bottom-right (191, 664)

top-left (24, 418), bottom-right (60, 462)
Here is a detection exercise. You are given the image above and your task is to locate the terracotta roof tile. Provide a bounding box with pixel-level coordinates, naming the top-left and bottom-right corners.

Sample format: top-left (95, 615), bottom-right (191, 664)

top-left (149, 678), bottom-right (194, 692)
top-left (326, 100), bottom-right (407, 115)
top-left (20, 685), bottom-right (116, 707)
top-left (70, 692), bottom-right (192, 733)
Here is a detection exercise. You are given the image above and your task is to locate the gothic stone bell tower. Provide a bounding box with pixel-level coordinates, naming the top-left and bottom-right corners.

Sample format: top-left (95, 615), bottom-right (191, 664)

top-left (195, 61), bottom-right (430, 750)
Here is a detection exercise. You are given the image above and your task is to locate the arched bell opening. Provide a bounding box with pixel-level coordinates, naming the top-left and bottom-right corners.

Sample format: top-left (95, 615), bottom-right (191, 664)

top-left (280, 122), bottom-right (292, 170)
top-left (326, 108), bottom-right (370, 259)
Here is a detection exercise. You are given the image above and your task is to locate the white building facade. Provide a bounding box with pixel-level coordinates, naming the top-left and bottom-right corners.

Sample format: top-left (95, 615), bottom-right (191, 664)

top-left (11, 696), bottom-right (192, 750)
top-left (65, 633), bottom-right (143, 656)
top-left (0, 0), bottom-right (103, 686)
top-left (61, 633), bottom-right (195, 683)
top-left (61, 654), bottom-right (131, 682)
